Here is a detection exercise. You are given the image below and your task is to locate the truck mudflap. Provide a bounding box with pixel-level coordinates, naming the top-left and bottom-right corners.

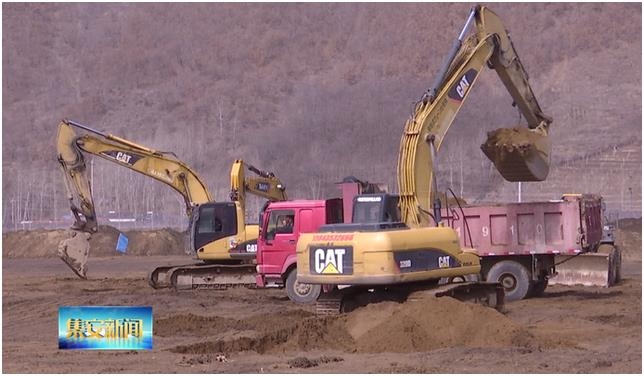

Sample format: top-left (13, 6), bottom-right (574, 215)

top-left (549, 245), bottom-right (621, 287)
top-left (148, 263), bottom-right (257, 290)
top-left (315, 281), bottom-right (505, 315)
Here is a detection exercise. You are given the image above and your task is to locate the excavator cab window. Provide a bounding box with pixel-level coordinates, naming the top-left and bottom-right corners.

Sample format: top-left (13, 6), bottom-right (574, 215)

top-left (352, 194), bottom-right (400, 224)
top-left (383, 195), bottom-right (401, 223)
top-left (193, 203), bottom-right (238, 250)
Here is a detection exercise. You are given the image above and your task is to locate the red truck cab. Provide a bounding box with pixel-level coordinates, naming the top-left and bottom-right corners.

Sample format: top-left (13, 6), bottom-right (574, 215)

top-left (256, 198), bottom-right (343, 303)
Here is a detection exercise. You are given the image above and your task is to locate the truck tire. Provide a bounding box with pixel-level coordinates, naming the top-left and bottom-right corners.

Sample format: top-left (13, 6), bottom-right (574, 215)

top-left (599, 244), bottom-right (621, 286)
top-left (285, 268), bottom-right (321, 304)
top-left (614, 246), bottom-right (622, 283)
top-left (486, 260), bottom-right (531, 302)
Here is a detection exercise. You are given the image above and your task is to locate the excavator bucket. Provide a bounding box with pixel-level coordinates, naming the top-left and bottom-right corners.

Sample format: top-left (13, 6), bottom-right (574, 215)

top-left (549, 245), bottom-right (621, 287)
top-left (57, 230), bottom-right (91, 279)
top-left (481, 126), bottom-right (551, 182)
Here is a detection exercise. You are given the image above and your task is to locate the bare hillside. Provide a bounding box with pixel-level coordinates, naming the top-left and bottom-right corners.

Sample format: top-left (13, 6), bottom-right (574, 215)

top-left (2, 3), bottom-right (641, 228)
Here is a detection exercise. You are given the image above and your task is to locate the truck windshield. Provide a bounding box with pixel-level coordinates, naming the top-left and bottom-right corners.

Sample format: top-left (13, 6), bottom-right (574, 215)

top-left (193, 203), bottom-right (238, 250)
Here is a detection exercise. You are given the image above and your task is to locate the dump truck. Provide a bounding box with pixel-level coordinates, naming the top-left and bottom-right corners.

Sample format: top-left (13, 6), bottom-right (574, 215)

top-left (439, 193), bottom-right (620, 301)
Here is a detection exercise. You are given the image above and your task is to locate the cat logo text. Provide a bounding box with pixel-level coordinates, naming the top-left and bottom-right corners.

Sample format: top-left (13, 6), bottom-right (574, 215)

top-left (310, 246), bottom-right (353, 275)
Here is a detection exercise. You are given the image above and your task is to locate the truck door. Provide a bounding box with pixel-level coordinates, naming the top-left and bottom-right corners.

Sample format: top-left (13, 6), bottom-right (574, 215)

top-left (260, 209), bottom-right (296, 273)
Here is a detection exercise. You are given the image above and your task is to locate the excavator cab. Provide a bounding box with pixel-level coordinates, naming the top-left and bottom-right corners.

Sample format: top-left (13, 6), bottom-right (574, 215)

top-left (315, 194), bottom-right (406, 235)
top-left (187, 200), bottom-right (260, 262)
top-left (192, 202), bottom-right (239, 251)
top-left (351, 194), bottom-right (401, 224)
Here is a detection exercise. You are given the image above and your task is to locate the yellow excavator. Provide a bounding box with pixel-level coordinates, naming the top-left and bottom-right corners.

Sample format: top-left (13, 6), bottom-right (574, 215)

top-left (56, 119), bottom-right (287, 285)
top-left (296, 5), bottom-right (552, 313)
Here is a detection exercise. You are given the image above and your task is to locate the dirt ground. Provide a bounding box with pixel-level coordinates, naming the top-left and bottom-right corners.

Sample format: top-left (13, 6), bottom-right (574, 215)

top-left (2, 222), bottom-right (642, 373)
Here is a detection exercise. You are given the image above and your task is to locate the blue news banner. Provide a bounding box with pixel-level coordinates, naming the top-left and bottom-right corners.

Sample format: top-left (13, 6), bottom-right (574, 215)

top-left (58, 306), bottom-right (152, 350)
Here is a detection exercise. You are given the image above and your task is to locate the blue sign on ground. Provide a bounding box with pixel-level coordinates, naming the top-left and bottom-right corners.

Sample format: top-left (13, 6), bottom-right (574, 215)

top-left (116, 233), bottom-right (129, 253)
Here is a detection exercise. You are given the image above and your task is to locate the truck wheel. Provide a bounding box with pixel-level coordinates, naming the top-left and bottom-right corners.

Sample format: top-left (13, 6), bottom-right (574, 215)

top-left (614, 246), bottom-right (622, 283)
top-left (285, 268), bottom-right (321, 304)
top-left (486, 261), bottom-right (530, 301)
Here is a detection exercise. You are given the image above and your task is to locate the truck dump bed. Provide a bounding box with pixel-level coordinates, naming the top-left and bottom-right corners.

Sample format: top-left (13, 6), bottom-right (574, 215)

top-left (441, 194), bottom-right (603, 256)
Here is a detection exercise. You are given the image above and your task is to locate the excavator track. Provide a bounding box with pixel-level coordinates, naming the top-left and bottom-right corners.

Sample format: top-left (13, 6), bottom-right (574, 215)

top-left (315, 289), bottom-right (345, 315)
top-left (148, 263), bottom-right (196, 289)
top-left (148, 263), bottom-right (258, 290)
top-left (315, 282), bottom-right (504, 315)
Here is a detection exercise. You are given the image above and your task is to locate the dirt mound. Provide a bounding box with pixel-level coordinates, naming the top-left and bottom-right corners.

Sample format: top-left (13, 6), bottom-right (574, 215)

top-left (2, 226), bottom-right (187, 258)
top-left (345, 295), bottom-right (533, 353)
top-left (125, 228), bottom-right (188, 256)
top-left (279, 315), bottom-right (356, 352)
top-left (2, 228), bottom-right (68, 258)
top-left (168, 296), bottom-right (536, 355)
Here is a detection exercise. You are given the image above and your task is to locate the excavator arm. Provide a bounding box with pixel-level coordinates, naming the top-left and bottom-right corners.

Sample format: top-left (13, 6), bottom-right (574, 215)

top-left (229, 159), bottom-right (288, 214)
top-left (56, 119), bottom-right (213, 277)
top-left (398, 5), bottom-right (552, 228)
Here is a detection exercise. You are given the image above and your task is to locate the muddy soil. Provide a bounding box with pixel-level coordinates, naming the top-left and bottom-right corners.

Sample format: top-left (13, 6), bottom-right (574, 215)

top-left (2, 224), bottom-right (642, 373)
